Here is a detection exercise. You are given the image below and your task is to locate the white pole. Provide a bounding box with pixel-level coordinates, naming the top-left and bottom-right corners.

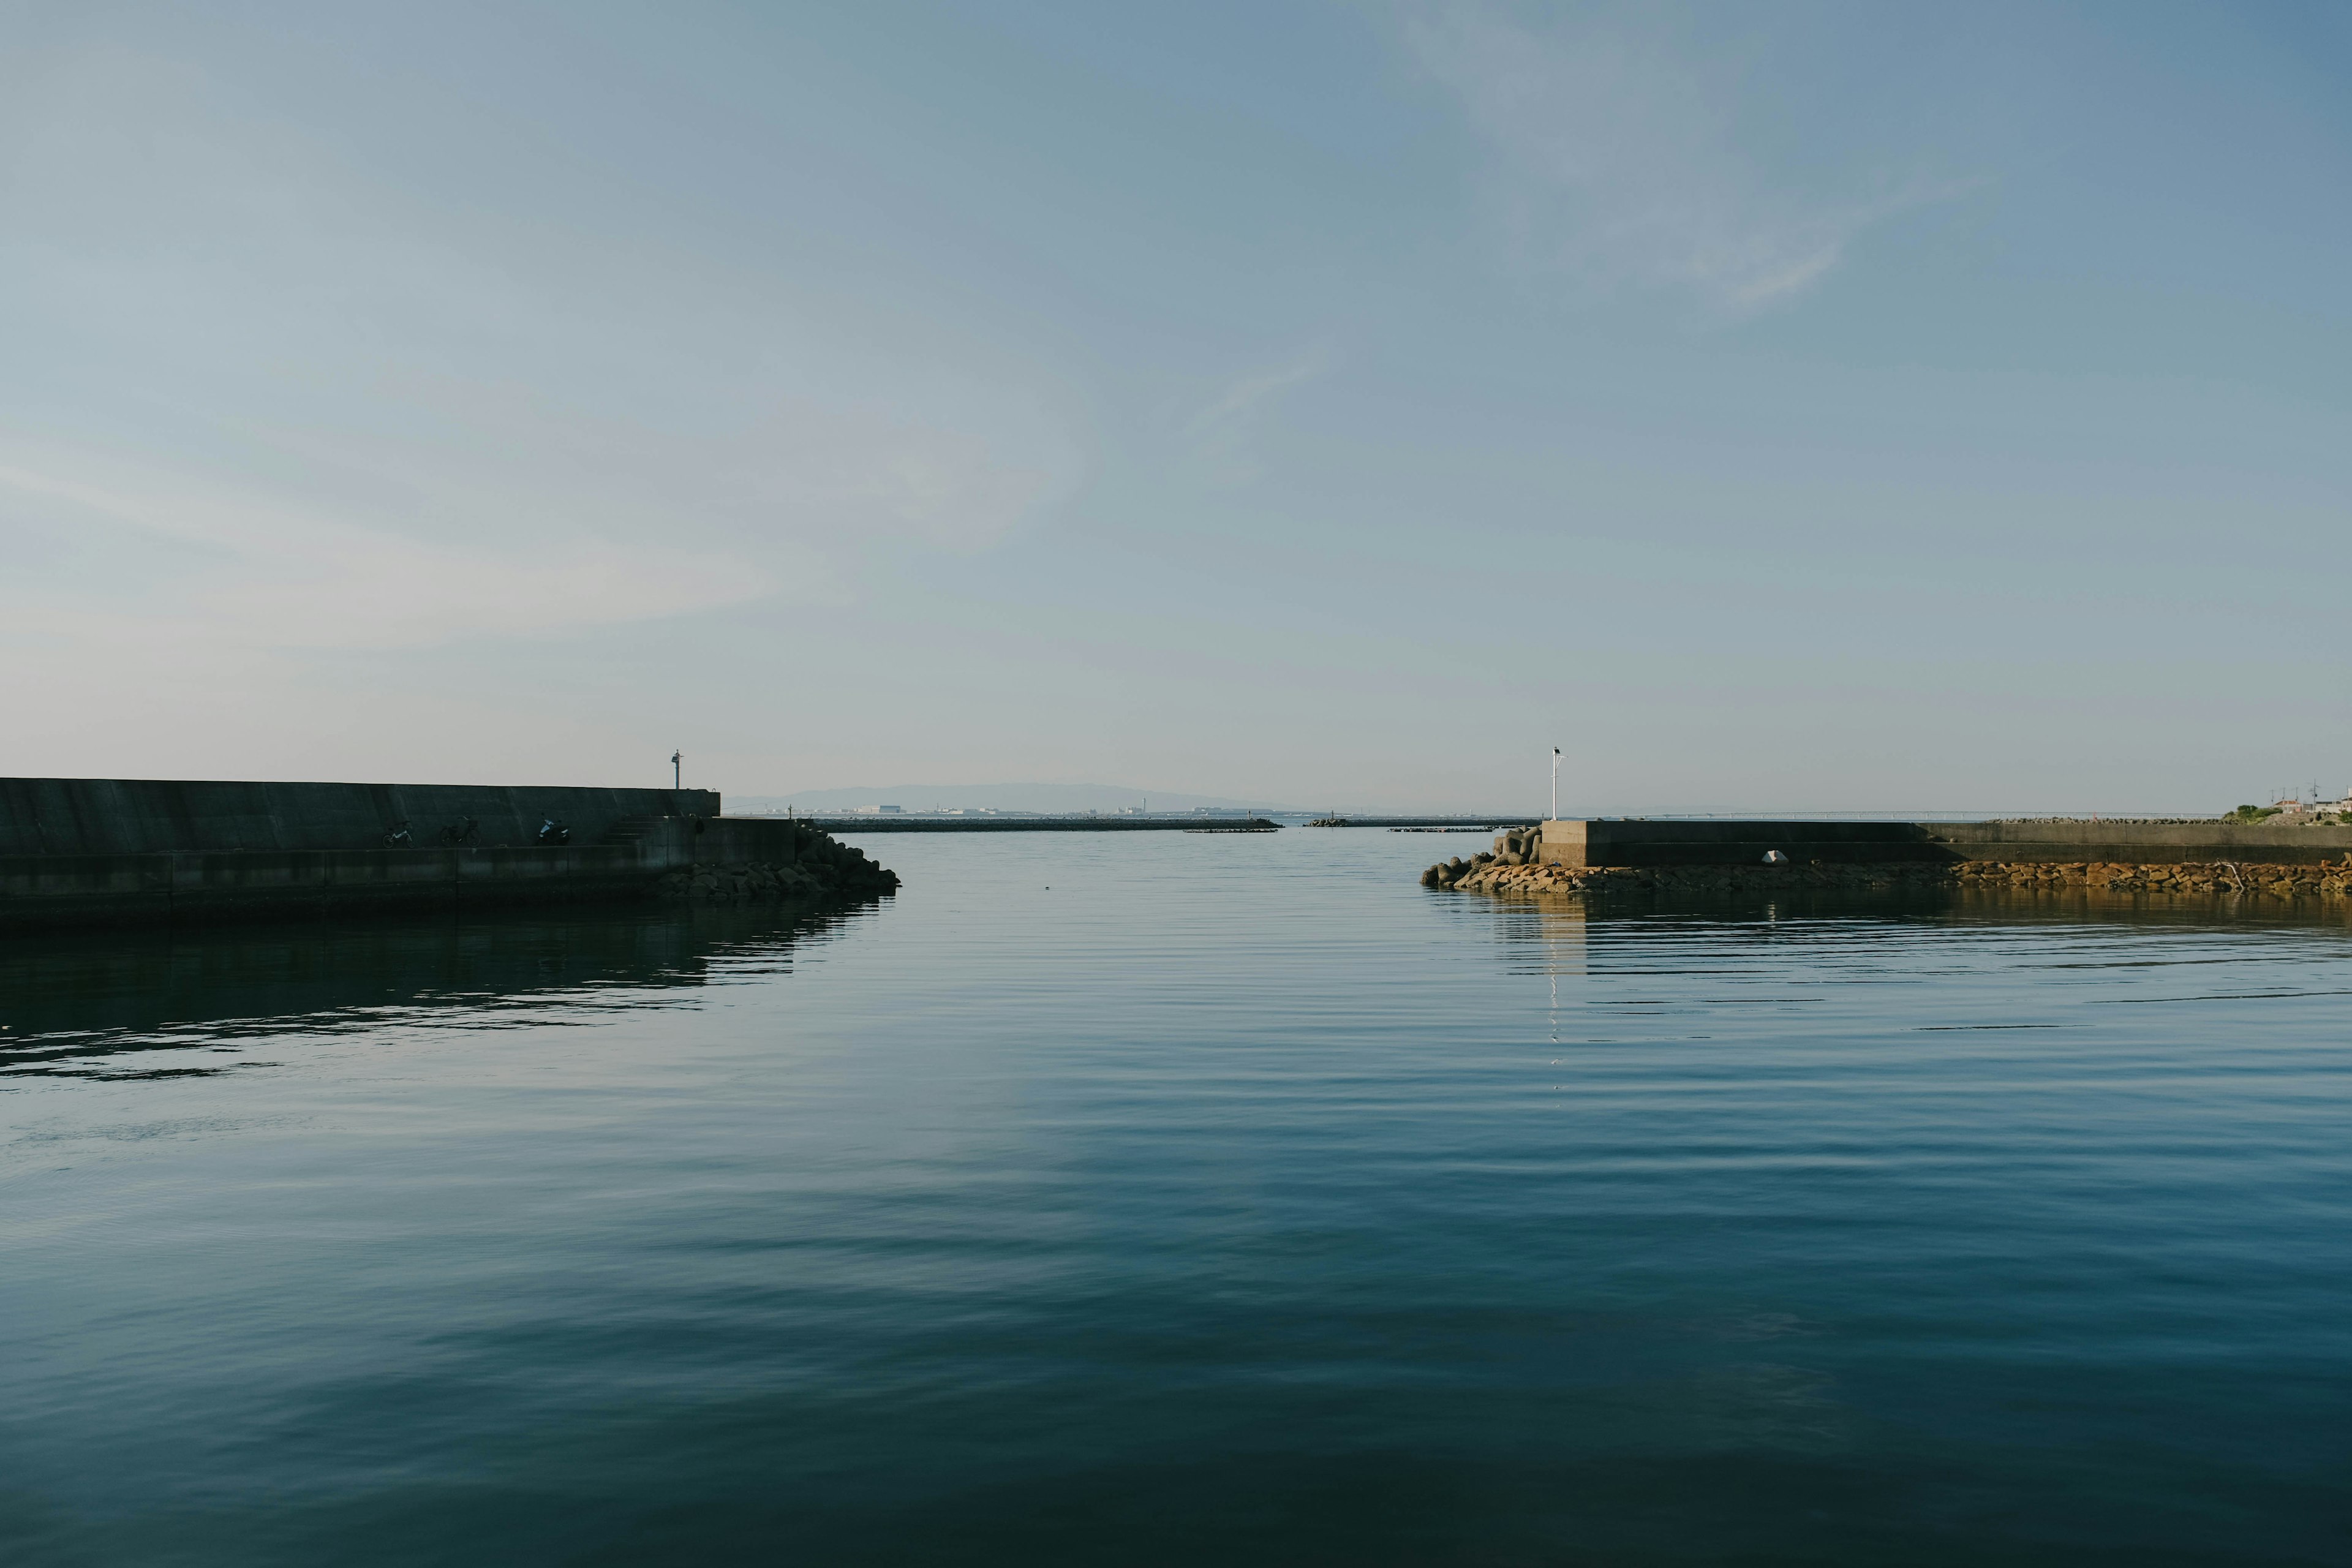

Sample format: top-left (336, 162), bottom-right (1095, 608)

top-left (1550, 747), bottom-right (1561, 821)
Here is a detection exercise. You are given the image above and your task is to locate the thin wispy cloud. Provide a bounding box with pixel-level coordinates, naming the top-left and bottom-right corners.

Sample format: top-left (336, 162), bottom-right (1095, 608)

top-left (1182, 349), bottom-right (1330, 484)
top-left (1403, 2), bottom-right (1958, 311)
top-left (0, 457), bottom-right (782, 652)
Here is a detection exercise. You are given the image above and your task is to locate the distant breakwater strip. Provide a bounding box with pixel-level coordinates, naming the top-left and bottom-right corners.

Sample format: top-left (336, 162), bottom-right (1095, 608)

top-left (802, 814), bottom-right (1539, 833)
top-left (802, 815), bottom-right (1283, 833)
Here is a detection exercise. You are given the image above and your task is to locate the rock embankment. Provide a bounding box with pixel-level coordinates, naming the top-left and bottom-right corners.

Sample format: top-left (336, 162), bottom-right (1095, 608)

top-left (1423, 837), bottom-right (2352, 899)
top-left (1954, 861), bottom-right (2352, 897)
top-left (660, 826), bottom-right (899, 905)
top-left (1421, 827), bottom-right (1546, 888)
top-left (1424, 855), bottom-right (1958, 895)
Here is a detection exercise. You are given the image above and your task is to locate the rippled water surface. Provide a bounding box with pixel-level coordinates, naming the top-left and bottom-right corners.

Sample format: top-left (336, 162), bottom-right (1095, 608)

top-left (5, 830), bottom-right (2350, 1565)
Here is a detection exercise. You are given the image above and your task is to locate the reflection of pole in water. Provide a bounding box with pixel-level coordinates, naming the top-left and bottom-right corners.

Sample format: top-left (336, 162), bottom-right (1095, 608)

top-left (1534, 900), bottom-right (1589, 978)
top-left (1536, 900), bottom-right (1587, 1048)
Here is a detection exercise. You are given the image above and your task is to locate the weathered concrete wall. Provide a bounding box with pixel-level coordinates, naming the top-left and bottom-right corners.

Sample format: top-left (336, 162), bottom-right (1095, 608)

top-left (0, 819), bottom-right (703, 931)
top-left (0, 777), bottom-right (719, 857)
top-left (0, 790), bottom-right (912, 932)
top-left (0, 780), bottom-right (722, 930)
top-left (0, 844), bottom-right (677, 926)
top-left (699, 818), bottom-right (805, 864)
top-left (1924, 819), bottom-right (2352, 865)
top-left (1536, 818), bottom-right (2352, 869)
top-left (1537, 820), bottom-right (1951, 869)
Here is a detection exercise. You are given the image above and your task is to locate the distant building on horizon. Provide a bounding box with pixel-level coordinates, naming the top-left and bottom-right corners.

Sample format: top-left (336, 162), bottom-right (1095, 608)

top-left (2267, 789), bottom-right (2352, 816)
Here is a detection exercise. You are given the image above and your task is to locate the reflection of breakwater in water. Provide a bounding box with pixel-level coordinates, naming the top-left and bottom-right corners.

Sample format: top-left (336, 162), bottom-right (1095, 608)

top-left (0, 903), bottom-right (877, 1081)
top-left (1470, 878), bottom-right (2352, 938)
top-left (1467, 875), bottom-right (2352, 1061)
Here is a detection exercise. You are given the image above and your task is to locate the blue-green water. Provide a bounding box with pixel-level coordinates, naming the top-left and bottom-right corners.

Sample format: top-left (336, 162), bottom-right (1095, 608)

top-left (4, 829), bottom-right (2350, 1565)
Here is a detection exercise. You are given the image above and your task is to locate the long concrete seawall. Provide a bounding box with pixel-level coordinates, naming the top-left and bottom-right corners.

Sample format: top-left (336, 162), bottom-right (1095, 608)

top-left (0, 778), bottom-right (859, 930)
top-left (0, 777), bottom-right (720, 856)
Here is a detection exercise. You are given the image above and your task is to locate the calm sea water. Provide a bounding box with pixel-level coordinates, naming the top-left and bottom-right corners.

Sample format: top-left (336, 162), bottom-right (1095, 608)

top-left (4, 829), bottom-right (2350, 1566)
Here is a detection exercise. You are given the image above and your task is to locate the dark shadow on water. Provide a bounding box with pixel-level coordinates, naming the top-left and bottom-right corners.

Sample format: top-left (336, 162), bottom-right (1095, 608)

top-left (14, 1447), bottom-right (2342, 1567)
top-left (0, 899), bottom-right (886, 1079)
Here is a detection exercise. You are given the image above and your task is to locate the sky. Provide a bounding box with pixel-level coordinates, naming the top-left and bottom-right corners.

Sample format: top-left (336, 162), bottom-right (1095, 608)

top-left (4, 0), bottom-right (2348, 814)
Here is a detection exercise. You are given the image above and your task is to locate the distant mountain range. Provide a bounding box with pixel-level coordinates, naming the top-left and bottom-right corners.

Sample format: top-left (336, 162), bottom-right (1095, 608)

top-left (728, 782), bottom-right (1316, 815)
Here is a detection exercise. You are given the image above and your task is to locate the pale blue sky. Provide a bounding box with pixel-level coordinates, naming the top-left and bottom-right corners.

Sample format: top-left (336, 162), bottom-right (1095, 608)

top-left (4, 2), bottom-right (2348, 812)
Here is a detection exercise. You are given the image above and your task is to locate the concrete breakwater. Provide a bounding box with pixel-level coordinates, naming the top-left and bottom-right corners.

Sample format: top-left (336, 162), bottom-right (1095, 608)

top-left (0, 777), bottom-right (897, 930)
top-left (0, 777), bottom-right (720, 858)
top-left (1425, 820), bottom-right (2352, 899)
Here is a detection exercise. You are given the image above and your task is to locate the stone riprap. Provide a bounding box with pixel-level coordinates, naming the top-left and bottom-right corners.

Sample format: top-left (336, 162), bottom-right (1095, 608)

top-left (1950, 861), bottom-right (2352, 896)
top-left (1430, 858), bottom-right (1953, 895)
top-left (661, 827), bottom-right (899, 904)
